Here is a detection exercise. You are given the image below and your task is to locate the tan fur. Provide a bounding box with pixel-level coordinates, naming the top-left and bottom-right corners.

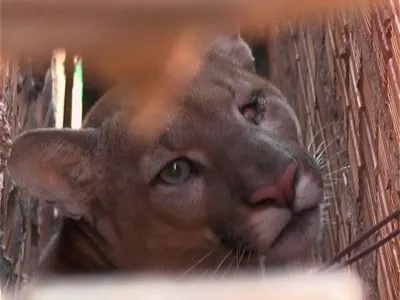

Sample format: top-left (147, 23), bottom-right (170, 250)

top-left (7, 36), bottom-right (324, 278)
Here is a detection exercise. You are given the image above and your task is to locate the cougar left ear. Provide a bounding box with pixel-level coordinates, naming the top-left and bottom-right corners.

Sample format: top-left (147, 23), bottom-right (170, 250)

top-left (7, 128), bottom-right (99, 219)
top-left (211, 34), bottom-right (255, 72)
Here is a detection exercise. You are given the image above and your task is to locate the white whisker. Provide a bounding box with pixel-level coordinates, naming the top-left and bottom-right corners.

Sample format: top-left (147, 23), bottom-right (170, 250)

top-left (259, 256), bottom-right (267, 276)
top-left (324, 178), bottom-right (345, 183)
top-left (237, 249), bottom-right (246, 271)
top-left (221, 259), bottom-right (235, 278)
top-left (307, 122), bottom-right (341, 152)
top-left (323, 166), bottom-right (350, 178)
top-left (212, 250), bottom-right (233, 277)
top-left (179, 250), bottom-right (214, 278)
top-left (316, 138), bottom-right (338, 156)
top-left (323, 150), bottom-right (347, 161)
top-left (197, 269), bottom-right (209, 280)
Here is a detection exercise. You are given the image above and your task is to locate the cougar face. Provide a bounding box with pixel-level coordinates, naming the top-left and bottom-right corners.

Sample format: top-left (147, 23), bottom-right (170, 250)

top-left (7, 36), bottom-right (323, 276)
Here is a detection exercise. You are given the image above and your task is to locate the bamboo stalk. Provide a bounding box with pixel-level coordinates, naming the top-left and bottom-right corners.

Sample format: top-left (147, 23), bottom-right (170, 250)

top-left (70, 56), bottom-right (83, 130)
top-left (50, 50), bottom-right (66, 130)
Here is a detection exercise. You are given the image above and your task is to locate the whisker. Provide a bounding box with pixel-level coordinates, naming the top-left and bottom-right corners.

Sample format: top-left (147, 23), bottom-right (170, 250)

top-left (314, 139), bottom-right (338, 163)
top-left (323, 181), bottom-right (345, 187)
top-left (238, 249), bottom-right (246, 268)
top-left (319, 160), bottom-right (347, 170)
top-left (179, 250), bottom-right (214, 278)
top-left (259, 256), bottom-right (267, 276)
top-left (307, 122), bottom-right (341, 152)
top-left (212, 250), bottom-right (233, 277)
top-left (319, 161), bottom-right (329, 169)
top-left (314, 140), bottom-right (329, 159)
top-left (235, 246), bottom-right (241, 269)
top-left (323, 166), bottom-right (350, 178)
top-left (321, 150), bottom-right (347, 162)
top-left (221, 259), bottom-right (236, 278)
top-left (236, 249), bottom-right (246, 274)
top-left (324, 178), bottom-right (346, 184)
top-left (307, 122), bottom-right (338, 151)
top-left (198, 269), bottom-right (209, 280)
top-left (246, 249), bottom-right (254, 265)
top-left (323, 182), bottom-right (344, 187)
top-left (315, 153), bottom-right (326, 167)
top-left (324, 179), bottom-right (345, 184)
top-left (316, 159), bottom-right (325, 168)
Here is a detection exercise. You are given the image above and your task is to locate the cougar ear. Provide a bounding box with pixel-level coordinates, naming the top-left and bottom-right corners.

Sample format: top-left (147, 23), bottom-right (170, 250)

top-left (7, 128), bottom-right (99, 219)
top-left (211, 34), bottom-right (255, 72)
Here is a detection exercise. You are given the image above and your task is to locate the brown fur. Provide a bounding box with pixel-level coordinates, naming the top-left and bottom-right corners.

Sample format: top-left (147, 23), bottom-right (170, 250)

top-left (7, 36), bottom-right (324, 278)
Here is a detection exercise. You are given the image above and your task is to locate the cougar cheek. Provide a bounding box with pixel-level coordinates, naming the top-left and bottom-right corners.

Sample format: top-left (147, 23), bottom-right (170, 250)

top-left (150, 178), bottom-right (207, 225)
top-left (259, 98), bottom-right (302, 143)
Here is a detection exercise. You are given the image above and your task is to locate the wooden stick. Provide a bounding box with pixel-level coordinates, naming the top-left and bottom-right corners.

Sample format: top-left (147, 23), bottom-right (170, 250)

top-left (50, 50), bottom-right (66, 130)
top-left (70, 56), bottom-right (83, 130)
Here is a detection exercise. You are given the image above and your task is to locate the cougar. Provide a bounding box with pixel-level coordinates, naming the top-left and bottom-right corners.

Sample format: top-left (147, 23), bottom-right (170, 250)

top-left (7, 36), bottom-right (324, 278)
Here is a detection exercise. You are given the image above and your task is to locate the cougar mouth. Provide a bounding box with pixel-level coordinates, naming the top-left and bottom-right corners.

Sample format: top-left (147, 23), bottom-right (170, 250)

top-left (269, 206), bottom-right (320, 248)
top-left (214, 203), bottom-right (320, 271)
top-left (259, 205), bottom-right (321, 265)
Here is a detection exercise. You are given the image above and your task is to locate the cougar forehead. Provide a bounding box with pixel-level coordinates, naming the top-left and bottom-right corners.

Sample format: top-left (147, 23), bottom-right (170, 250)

top-left (163, 57), bottom-right (302, 147)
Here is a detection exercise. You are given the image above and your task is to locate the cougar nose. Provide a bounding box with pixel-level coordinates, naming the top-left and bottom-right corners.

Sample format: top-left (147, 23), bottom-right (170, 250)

top-left (250, 162), bottom-right (298, 208)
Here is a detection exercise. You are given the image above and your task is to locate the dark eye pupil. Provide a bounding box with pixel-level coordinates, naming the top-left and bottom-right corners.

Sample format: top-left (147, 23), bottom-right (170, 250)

top-left (158, 159), bottom-right (192, 185)
top-left (167, 162), bottom-right (182, 178)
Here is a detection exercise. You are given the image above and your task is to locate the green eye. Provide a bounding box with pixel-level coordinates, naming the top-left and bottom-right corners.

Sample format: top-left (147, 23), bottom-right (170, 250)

top-left (159, 159), bottom-right (192, 185)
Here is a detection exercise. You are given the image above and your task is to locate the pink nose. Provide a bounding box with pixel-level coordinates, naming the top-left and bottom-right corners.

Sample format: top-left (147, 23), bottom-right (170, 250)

top-left (250, 162), bottom-right (298, 208)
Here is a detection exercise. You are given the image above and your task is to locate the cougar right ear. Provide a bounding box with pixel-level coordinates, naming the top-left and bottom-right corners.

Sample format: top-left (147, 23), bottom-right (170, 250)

top-left (211, 35), bottom-right (255, 72)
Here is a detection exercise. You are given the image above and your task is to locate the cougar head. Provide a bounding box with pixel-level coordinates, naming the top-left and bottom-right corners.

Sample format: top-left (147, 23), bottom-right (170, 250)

top-left (7, 36), bottom-right (323, 276)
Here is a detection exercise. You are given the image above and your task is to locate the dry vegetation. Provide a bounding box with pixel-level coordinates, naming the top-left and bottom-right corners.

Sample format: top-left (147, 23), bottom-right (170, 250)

top-left (268, 1), bottom-right (400, 299)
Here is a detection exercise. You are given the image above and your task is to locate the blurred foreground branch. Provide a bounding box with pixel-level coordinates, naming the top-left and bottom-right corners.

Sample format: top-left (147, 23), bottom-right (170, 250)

top-left (9, 270), bottom-right (365, 300)
top-left (1, 0), bottom-right (369, 134)
top-left (1, 0), bottom-right (368, 85)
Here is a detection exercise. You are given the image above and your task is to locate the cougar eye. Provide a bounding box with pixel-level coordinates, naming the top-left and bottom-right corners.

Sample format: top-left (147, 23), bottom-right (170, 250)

top-left (241, 101), bottom-right (258, 121)
top-left (158, 158), bottom-right (192, 185)
top-left (240, 89), bottom-right (265, 125)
